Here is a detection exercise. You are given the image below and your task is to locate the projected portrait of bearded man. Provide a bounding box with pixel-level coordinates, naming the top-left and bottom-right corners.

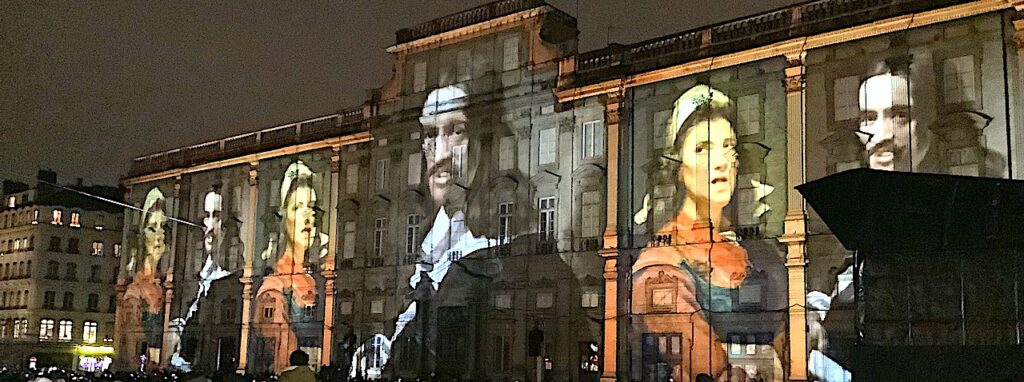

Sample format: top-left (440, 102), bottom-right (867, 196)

top-left (254, 160), bottom-right (328, 371)
top-left (631, 84), bottom-right (786, 382)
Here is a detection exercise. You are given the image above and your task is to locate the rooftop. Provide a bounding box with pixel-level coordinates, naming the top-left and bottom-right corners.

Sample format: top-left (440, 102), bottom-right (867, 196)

top-left (394, 0), bottom-right (548, 45)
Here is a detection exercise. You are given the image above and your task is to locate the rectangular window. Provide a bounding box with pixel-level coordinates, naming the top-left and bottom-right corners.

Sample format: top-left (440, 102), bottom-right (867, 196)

top-left (944, 55), bottom-right (976, 104)
top-left (343, 222), bottom-right (356, 259)
top-left (95, 215), bottom-right (104, 230)
top-left (407, 152), bottom-right (422, 185)
top-left (539, 128), bottom-right (557, 165)
top-left (581, 290), bottom-right (600, 308)
top-left (58, 320), bottom-right (73, 341)
top-left (746, 334), bottom-right (757, 355)
top-left (406, 215), bottom-right (422, 255)
top-left (340, 301), bottom-right (353, 315)
top-left (91, 241), bottom-right (103, 256)
top-left (452, 144), bottom-right (467, 180)
top-left (113, 243), bottom-right (121, 257)
top-left (735, 173), bottom-right (759, 226)
top-left (6, 196), bottom-right (14, 208)
top-left (83, 321), bottom-right (98, 344)
top-left (65, 263), bottom-right (77, 281)
top-left (413, 61), bottom-right (427, 93)
top-left (370, 299), bottom-right (384, 314)
top-left (39, 319), bottom-right (55, 340)
top-left (494, 293), bottom-right (512, 309)
top-left (497, 202), bottom-right (513, 245)
top-left (582, 120), bottom-right (604, 159)
top-left (373, 218), bottom-right (387, 258)
top-left (69, 212), bottom-right (81, 228)
top-left (498, 136), bottom-right (515, 171)
top-left (833, 75), bottom-right (860, 121)
top-left (46, 261), bottom-right (59, 279)
top-left (736, 94), bottom-right (761, 136)
top-left (582, 191), bottom-right (602, 238)
top-left (51, 209), bottom-right (62, 225)
top-left (346, 164), bottom-right (359, 194)
top-left (32, 209), bottom-right (39, 224)
top-left (44, 291), bottom-right (55, 309)
top-left (538, 197), bottom-right (556, 241)
top-left (730, 334), bottom-right (742, 355)
top-left (652, 109), bottom-right (673, 148)
top-left (536, 292), bottom-right (553, 308)
top-left (652, 184), bottom-right (675, 229)
top-left (502, 36), bottom-right (519, 71)
top-left (376, 159), bottom-right (389, 190)
top-left (67, 238), bottom-right (79, 254)
top-left (263, 306), bottom-right (274, 319)
top-left (457, 49), bottom-right (472, 82)
top-left (493, 334), bottom-right (513, 372)
top-left (89, 265), bottom-right (101, 282)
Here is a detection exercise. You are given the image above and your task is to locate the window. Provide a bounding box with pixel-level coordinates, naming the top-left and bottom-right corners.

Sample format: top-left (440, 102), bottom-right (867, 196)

top-left (746, 334), bottom-right (757, 355)
top-left (536, 292), bottom-right (553, 309)
top-left (43, 291), bottom-right (55, 309)
top-left (91, 241), bottom-right (104, 256)
top-left (373, 218), bottom-right (387, 258)
top-left (582, 191), bottom-right (602, 238)
top-left (376, 159), bottom-right (388, 190)
top-left (39, 319), bottom-right (55, 340)
top-left (502, 36), bottom-right (519, 71)
top-left (651, 288), bottom-right (675, 310)
top-left (67, 238), bottom-right (80, 254)
top-left (95, 215), bottom-right (104, 230)
top-left (738, 282), bottom-right (763, 305)
top-left (58, 319), bottom-right (73, 341)
top-left (346, 164), bottom-right (359, 194)
top-left (539, 128), bottom-right (557, 165)
top-left (833, 75), bottom-right (860, 121)
top-left (87, 294), bottom-right (99, 312)
top-left (32, 209), bottom-right (39, 224)
top-left (457, 49), bottom-right (472, 82)
top-left (89, 265), bottom-right (101, 282)
top-left (452, 144), bottom-right (467, 180)
top-left (736, 94), bottom-right (761, 136)
top-left (340, 300), bottom-right (353, 315)
top-left (652, 109), bottom-right (673, 148)
top-left (734, 173), bottom-right (760, 226)
top-left (369, 334), bottom-right (386, 369)
top-left (729, 334), bottom-right (743, 355)
top-left (538, 197), bottom-right (556, 241)
top-left (581, 290), bottom-right (600, 308)
top-left (497, 202), bottom-right (513, 245)
top-left (343, 222), bottom-right (356, 259)
top-left (582, 120), bottom-right (604, 159)
top-left (494, 293), bottom-right (512, 309)
top-left (498, 136), bottom-right (515, 171)
top-left (944, 55), bottom-right (975, 104)
top-left (83, 321), bottom-right (97, 344)
top-left (370, 299), bottom-right (384, 314)
top-left (113, 243), bottom-right (121, 257)
top-left (262, 301), bottom-right (275, 320)
top-left (65, 263), bottom-right (77, 281)
top-left (108, 296), bottom-right (117, 313)
top-left (69, 212), bottom-right (81, 228)
top-left (62, 292), bottom-right (74, 310)
top-left (48, 237), bottom-right (60, 252)
top-left (406, 215), bottom-right (422, 255)
top-left (13, 319), bottom-right (27, 338)
top-left (407, 152), bottom-right (422, 185)
top-left (303, 304), bottom-right (316, 318)
top-left (46, 261), bottom-right (59, 279)
top-left (493, 334), bottom-right (513, 372)
top-left (652, 184), bottom-right (675, 230)
top-left (6, 196), bottom-right (14, 208)
top-left (51, 209), bottom-right (63, 225)
top-left (413, 61), bottom-right (427, 92)
top-left (13, 239), bottom-right (20, 251)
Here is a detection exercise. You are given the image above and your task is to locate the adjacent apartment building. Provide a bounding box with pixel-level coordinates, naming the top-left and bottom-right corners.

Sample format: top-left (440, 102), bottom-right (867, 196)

top-left (0, 171), bottom-right (123, 372)
top-left (115, 0), bottom-right (1024, 381)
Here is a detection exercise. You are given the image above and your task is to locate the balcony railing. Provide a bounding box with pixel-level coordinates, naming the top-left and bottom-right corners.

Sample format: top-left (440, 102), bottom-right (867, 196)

top-left (395, 0), bottom-right (545, 44)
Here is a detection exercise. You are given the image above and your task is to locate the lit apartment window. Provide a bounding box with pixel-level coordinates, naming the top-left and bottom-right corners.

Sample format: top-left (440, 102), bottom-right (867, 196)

top-left (581, 290), bottom-right (600, 308)
top-left (407, 152), bottom-right (422, 186)
top-left (413, 61), bottom-right (427, 93)
top-left (6, 196), bottom-right (14, 208)
top-left (83, 321), bottom-right (97, 344)
top-left (32, 209), bottom-right (39, 224)
top-left (373, 218), bottom-right (387, 258)
top-left (498, 136), bottom-right (515, 171)
top-left (538, 197), bottom-right (556, 241)
top-left (406, 215), bottom-right (422, 255)
top-left (346, 164), bottom-right (359, 194)
top-left (502, 36), bottom-right (519, 71)
top-left (58, 319), bottom-right (73, 341)
top-left (91, 241), bottom-right (104, 256)
top-left (13, 319), bottom-right (27, 338)
top-left (582, 120), bottom-right (604, 159)
top-left (343, 222), bottom-right (356, 259)
top-left (69, 212), bottom-right (81, 228)
top-left (51, 210), bottom-right (63, 225)
top-left (39, 319), bottom-right (55, 341)
top-left (112, 244), bottom-right (121, 257)
top-left (539, 128), bottom-right (557, 165)
top-left (497, 202), bottom-right (513, 245)
top-left (376, 159), bottom-right (389, 191)
top-left (95, 215), bottom-right (104, 230)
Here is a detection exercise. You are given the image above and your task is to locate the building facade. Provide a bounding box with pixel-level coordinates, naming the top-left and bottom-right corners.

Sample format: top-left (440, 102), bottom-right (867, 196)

top-left (0, 171), bottom-right (124, 372)
top-left (116, 0), bottom-right (1024, 381)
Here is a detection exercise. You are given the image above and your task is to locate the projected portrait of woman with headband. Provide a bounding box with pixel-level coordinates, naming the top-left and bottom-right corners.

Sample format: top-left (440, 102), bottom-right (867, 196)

top-left (121, 187), bottom-right (169, 370)
top-left (252, 160), bottom-right (329, 371)
top-left (630, 84), bottom-right (787, 382)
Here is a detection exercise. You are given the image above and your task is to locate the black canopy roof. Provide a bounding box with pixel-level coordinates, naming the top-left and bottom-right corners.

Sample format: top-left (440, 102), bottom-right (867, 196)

top-left (796, 168), bottom-right (1024, 254)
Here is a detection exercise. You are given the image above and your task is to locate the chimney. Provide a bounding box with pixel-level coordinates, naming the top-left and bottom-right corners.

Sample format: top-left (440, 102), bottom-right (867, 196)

top-left (36, 169), bottom-right (57, 186)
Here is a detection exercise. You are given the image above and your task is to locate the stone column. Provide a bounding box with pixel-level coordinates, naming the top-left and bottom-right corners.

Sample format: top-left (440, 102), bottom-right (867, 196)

top-left (599, 90), bottom-right (622, 382)
top-left (1011, 12), bottom-right (1024, 179)
top-left (237, 164), bottom-right (259, 373)
top-left (780, 52), bottom-right (809, 381)
top-left (160, 178), bottom-right (182, 368)
top-left (321, 147), bottom-right (342, 366)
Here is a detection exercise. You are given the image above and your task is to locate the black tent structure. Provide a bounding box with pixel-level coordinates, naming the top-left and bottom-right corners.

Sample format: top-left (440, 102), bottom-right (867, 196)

top-left (797, 169), bottom-right (1024, 382)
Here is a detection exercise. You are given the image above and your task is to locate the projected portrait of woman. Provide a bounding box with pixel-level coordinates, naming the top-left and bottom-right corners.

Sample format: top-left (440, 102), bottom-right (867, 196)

top-left (631, 84), bottom-right (784, 382)
top-left (253, 160), bottom-right (327, 371)
top-left (121, 187), bottom-right (168, 369)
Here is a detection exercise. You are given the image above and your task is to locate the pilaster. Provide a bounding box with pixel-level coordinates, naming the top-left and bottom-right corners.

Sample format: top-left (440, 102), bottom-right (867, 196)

top-left (237, 163), bottom-right (259, 373)
top-left (321, 147), bottom-right (342, 366)
top-left (782, 52), bottom-right (809, 381)
top-left (599, 90), bottom-right (623, 382)
top-left (160, 177), bottom-right (182, 368)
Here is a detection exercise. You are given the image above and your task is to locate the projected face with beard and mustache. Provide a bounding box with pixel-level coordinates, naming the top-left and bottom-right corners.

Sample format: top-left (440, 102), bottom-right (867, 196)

top-left (857, 73), bottom-right (931, 171)
top-left (421, 85), bottom-right (472, 210)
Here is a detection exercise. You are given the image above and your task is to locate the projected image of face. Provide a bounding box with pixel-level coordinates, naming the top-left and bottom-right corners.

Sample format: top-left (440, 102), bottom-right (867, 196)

top-left (283, 182), bottom-right (316, 254)
top-left (202, 192), bottom-right (222, 254)
top-left (421, 85), bottom-right (471, 209)
top-left (858, 73), bottom-right (929, 171)
top-left (678, 117), bottom-right (738, 210)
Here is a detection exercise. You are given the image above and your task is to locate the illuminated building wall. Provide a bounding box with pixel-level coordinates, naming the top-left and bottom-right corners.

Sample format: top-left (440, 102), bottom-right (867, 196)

top-left (118, 0), bottom-right (1024, 381)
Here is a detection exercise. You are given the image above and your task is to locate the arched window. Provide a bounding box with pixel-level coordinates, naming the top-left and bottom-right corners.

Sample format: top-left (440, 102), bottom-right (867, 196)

top-left (58, 319), bottom-right (73, 341)
top-left (39, 318), bottom-right (55, 340)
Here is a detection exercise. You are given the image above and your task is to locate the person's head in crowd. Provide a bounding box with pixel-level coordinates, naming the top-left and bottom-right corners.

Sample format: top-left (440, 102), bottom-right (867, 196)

top-left (857, 69), bottom-right (932, 171)
top-left (289, 349), bottom-right (309, 367)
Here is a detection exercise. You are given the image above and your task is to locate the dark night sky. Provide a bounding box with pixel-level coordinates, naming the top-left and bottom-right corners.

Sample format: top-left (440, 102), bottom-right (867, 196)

top-left (0, 0), bottom-right (802, 187)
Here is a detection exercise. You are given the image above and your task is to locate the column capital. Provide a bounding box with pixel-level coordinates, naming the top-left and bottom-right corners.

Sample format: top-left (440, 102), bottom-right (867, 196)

top-left (248, 163), bottom-right (259, 186)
